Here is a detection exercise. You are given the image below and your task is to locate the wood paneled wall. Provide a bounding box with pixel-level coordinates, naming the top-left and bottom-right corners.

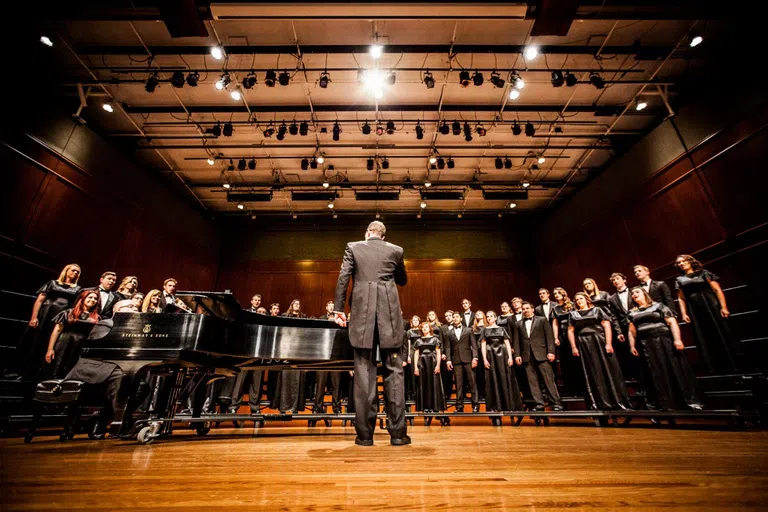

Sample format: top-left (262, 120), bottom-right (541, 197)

top-left (1, 127), bottom-right (219, 299)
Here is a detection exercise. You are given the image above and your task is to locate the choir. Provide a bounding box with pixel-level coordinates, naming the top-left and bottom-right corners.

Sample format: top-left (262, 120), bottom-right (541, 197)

top-left (5, 256), bottom-right (740, 433)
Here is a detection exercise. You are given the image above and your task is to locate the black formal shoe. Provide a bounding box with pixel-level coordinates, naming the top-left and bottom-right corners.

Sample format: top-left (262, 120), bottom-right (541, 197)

top-left (443, 417), bottom-right (451, 426)
top-left (355, 437), bottom-right (373, 446)
top-left (455, 406), bottom-right (464, 413)
top-left (472, 406), bottom-right (480, 413)
top-left (390, 435), bottom-right (411, 446)
top-left (89, 420), bottom-right (107, 440)
top-left (535, 405), bottom-right (546, 411)
top-left (689, 403), bottom-right (704, 411)
top-left (552, 405), bottom-right (564, 412)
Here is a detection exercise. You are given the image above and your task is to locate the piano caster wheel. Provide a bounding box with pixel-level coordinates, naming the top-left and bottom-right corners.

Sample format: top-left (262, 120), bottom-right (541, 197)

top-left (196, 426), bottom-right (211, 436)
top-left (137, 426), bottom-right (155, 445)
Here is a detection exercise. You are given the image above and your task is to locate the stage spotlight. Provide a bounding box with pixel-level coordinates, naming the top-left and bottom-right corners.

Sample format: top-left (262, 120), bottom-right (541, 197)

top-left (472, 70), bottom-right (484, 86)
top-left (223, 122), bottom-right (234, 137)
top-left (264, 70), bottom-right (277, 87)
top-left (210, 46), bottom-right (225, 60)
top-left (386, 120), bottom-right (396, 135)
top-left (429, 155), bottom-right (437, 165)
top-left (564, 71), bottom-right (578, 87)
top-left (538, 156), bottom-right (546, 164)
top-left (452, 120), bottom-right (461, 136)
top-left (237, 203), bottom-right (244, 210)
top-left (223, 182), bottom-right (231, 189)
top-left (387, 71), bottom-right (396, 85)
top-left (415, 122), bottom-right (424, 140)
top-left (423, 70), bottom-right (435, 89)
top-left (635, 99), bottom-right (648, 111)
top-left (495, 157), bottom-right (503, 169)
top-left (211, 123), bottom-right (222, 137)
top-left (207, 157), bottom-right (216, 166)
top-left (362, 122), bottom-right (372, 135)
top-left (278, 71), bottom-right (291, 86)
top-left (323, 181), bottom-right (330, 188)
top-left (277, 123), bottom-right (287, 140)
top-left (446, 157), bottom-right (455, 169)
top-left (531, 163), bottom-right (540, 171)
top-left (170, 70), bottom-right (185, 88)
top-left (369, 44), bottom-right (383, 59)
top-left (263, 126), bottom-right (275, 138)
top-left (145, 72), bottom-right (159, 93)
top-left (512, 122), bottom-right (522, 136)
top-left (242, 72), bottom-right (257, 89)
top-left (102, 102), bottom-right (114, 113)
top-left (319, 71), bottom-right (330, 88)
top-left (230, 89), bottom-right (241, 101)
top-left (504, 157), bottom-right (512, 169)
top-left (332, 122), bottom-right (341, 141)
top-left (289, 122), bottom-right (298, 135)
top-left (476, 125), bottom-right (487, 137)
top-left (328, 200), bottom-right (334, 209)
top-left (509, 89), bottom-right (520, 100)
top-left (437, 157), bottom-right (445, 170)
top-left (509, 202), bottom-right (517, 209)
top-left (524, 46), bottom-right (539, 60)
top-left (551, 70), bottom-right (564, 87)
top-left (382, 158), bottom-right (390, 169)
top-left (689, 33), bottom-right (703, 47)
top-left (215, 72), bottom-right (231, 90)
top-left (367, 158), bottom-right (375, 171)
top-left (463, 122), bottom-right (473, 142)
top-left (439, 122), bottom-right (450, 135)
top-left (360, 69), bottom-right (386, 99)
top-left (510, 71), bottom-right (524, 89)
top-left (186, 71), bottom-right (200, 87)
top-left (522, 180), bottom-right (530, 188)
top-left (299, 121), bottom-right (309, 136)
top-left (238, 158), bottom-right (247, 171)
top-left (40, 36), bottom-right (53, 47)
top-left (248, 158), bottom-right (256, 170)
top-left (589, 71), bottom-right (605, 89)
top-left (301, 158), bottom-right (309, 170)
top-left (459, 70), bottom-right (471, 87)
top-left (375, 123), bottom-right (384, 136)
top-left (490, 71), bottom-right (505, 88)
top-left (420, 201), bottom-right (427, 209)
top-left (525, 122), bottom-right (535, 137)
top-left (316, 154), bottom-right (325, 164)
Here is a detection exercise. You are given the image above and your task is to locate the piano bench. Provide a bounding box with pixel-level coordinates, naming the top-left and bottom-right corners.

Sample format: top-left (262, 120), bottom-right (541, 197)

top-left (24, 379), bottom-right (85, 444)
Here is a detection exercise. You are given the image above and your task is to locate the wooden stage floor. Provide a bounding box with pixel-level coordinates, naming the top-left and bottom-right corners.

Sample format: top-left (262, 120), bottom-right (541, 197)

top-left (2, 419), bottom-right (767, 511)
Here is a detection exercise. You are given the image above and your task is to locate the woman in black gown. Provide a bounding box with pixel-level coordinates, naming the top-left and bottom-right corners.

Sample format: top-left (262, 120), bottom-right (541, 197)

top-left (472, 310), bottom-right (487, 401)
top-left (44, 289), bottom-right (100, 379)
top-left (628, 287), bottom-right (704, 411)
top-left (568, 293), bottom-right (631, 411)
top-left (583, 278), bottom-right (622, 339)
top-left (273, 299), bottom-right (307, 413)
top-left (403, 315), bottom-right (421, 402)
top-left (551, 287), bottom-right (581, 397)
top-left (675, 254), bottom-right (740, 373)
top-left (115, 276), bottom-right (139, 300)
top-left (413, 322), bottom-right (446, 425)
top-left (481, 311), bottom-right (523, 425)
top-left (13, 264), bottom-right (82, 381)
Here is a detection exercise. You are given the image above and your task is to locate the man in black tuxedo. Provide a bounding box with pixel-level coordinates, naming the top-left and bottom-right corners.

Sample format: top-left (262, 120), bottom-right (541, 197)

top-left (513, 303), bottom-right (562, 411)
top-left (633, 265), bottom-right (676, 313)
top-left (333, 221), bottom-right (409, 446)
top-left (608, 273), bottom-right (632, 343)
top-left (534, 288), bottom-right (555, 322)
top-left (248, 294), bottom-right (262, 312)
top-left (439, 310), bottom-right (455, 411)
top-left (459, 299), bottom-right (474, 328)
top-left (445, 312), bottom-right (479, 412)
top-left (93, 271), bottom-right (119, 319)
top-left (511, 297), bottom-right (524, 323)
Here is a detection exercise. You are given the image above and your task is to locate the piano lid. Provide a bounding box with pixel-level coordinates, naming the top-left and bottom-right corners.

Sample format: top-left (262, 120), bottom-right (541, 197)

top-left (176, 291), bottom-right (243, 321)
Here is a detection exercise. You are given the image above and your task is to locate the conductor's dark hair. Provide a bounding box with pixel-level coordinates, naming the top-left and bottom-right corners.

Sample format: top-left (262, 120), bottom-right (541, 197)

top-left (367, 221), bottom-right (386, 237)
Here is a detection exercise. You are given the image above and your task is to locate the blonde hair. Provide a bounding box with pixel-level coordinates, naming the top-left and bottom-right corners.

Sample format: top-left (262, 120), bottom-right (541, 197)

top-left (472, 311), bottom-right (487, 332)
top-left (553, 287), bottom-right (573, 312)
top-left (117, 276), bottom-right (139, 295)
top-left (582, 278), bottom-right (601, 297)
top-left (426, 310), bottom-right (441, 326)
top-left (57, 264), bottom-right (81, 285)
top-left (142, 289), bottom-right (162, 313)
top-left (573, 292), bottom-right (594, 310)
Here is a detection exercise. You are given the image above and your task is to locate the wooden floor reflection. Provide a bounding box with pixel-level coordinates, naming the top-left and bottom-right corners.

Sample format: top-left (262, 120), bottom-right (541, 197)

top-left (2, 418), bottom-right (767, 511)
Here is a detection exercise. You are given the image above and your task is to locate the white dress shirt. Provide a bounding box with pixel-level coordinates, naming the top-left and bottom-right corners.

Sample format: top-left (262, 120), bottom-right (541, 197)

top-left (524, 317), bottom-right (533, 337)
top-left (617, 287), bottom-right (630, 311)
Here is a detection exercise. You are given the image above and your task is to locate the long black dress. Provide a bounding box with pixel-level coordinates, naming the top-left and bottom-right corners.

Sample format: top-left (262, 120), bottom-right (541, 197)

top-left (272, 312), bottom-right (307, 413)
top-left (49, 309), bottom-right (98, 379)
top-left (403, 327), bottom-right (421, 402)
top-left (553, 304), bottom-right (582, 396)
top-left (569, 307), bottom-right (631, 410)
top-left (591, 291), bottom-right (621, 334)
top-left (480, 326), bottom-right (523, 411)
top-left (472, 324), bottom-right (486, 400)
top-left (675, 269), bottom-right (739, 373)
top-left (413, 336), bottom-right (446, 412)
top-left (20, 281), bottom-right (81, 380)
top-left (628, 303), bottom-right (704, 410)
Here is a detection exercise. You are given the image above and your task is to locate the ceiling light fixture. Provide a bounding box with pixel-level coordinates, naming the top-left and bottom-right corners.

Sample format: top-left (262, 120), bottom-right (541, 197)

top-left (207, 157), bottom-right (216, 166)
top-left (459, 70), bottom-right (471, 87)
top-left (415, 122), bottom-right (424, 140)
top-left (223, 122), bottom-right (234, 137)
top-left (446, 157), bottom-right (455, 169)
top-left (144, 72), bottom-right (160, 93)
top-left (538, 156), bottom-right (546, 164)
top-left (689, 34), bottom-right (703, 47)
top-left (635, 99), bottom-right (648, 111)
top-left (40, 36), bottom-right (53, 47)
top-left (237, 203), bottom-right (245, 210)
top-left (472, 70), bottom-right (484, 86)
top-left (186, 71), bottom-right (200, 87)
top-left (102, 102), bottom-right (114, 113)
top-left (551, 70), bottom-right (564, 87)
top-left (318, 71), bottom-right (330, 88)
top-left (170, 70), bottom-right (185, 88)
top-left (242, 72), bottom-right (257, 89)
top-left (510, 71), bottom-right (525, 89)
top-left (490, 71), bottom-right (505, 88)
top-left (369, 43), bottom-right (383, 59)
top-left (423, 70), bottom-right (435, 89)
top-left (564, 71), bottom-right (578, 87)
top-left (512, 122), bottom-right (522, 136)
top-left (248, 158), bottom-right (256, 170)
top-left (210, 46), bottom-right (225, 60)
top-left (278, 70), bottom-right (290, 86)
top-left (299, 121), bottom-right (309, 136)
top-left (230, 89), bottom-right (242, 101)
top-left (264, 70), bottom-right (277, 87)
top-left (524, 46), bottom-right (539, 60)
top-left (525, 122), bottom-right (535, 137)
top-left (589, 71), bottom-right (605, 89)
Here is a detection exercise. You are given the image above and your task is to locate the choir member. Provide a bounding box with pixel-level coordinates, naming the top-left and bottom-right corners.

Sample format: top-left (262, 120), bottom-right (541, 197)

top-left (608, 273), bottom-right (644, 387)
top-left (413, 322), bottom-right (446, 425)
top-left (514, 302), bottom-right (563, 411)
top-left (428, 310), bottom-right (451, 409)
top-left (93, 271), bottom-right (119, 319)
top-left (472, 310), bottom-right (487, 400)
top-left (568, 292), bottom-right (631, 411)
top-left (446, 312), bottom-right (479, 412)
top-left (115, 276), bottom-right (139, 300)
top-left (552, 287), bottom-right (582, 396)
top-left (314, 301), bottom-right (342, 416)
top-left (511, 298), bottom-right (524, 322)
top-left (498, 302), bottom-right (516, 340)
top-left (248, 294), bottom-right (262, 312)
top-left (161, 278), bottom-right (188, 312)
top-left (480, 311), bottom-right (522, 424)
top-left (583, 278), bottom-right (621, 336)
top-left (8, 263), bottom-right (82, 381)
top-left (255, 306), bottom-right (267, 314)
top-left (633, 265), bottom-right (676, 311)
top-left (273, 299), bottom-right (306, 413)
top-left (269, 303), bottom-right (280, 316)
top-left (628, 287), bottom-right (704, 411)
top-left (403, 315), bottom-right (421, 402)
top-left (141, 289), bottom-right (163, 313)
top-left (113, 292), bottom-right (144, 314)
top-left (44, 289), bottom-right (100, 379)
top-left (534, 288), bottom-right (555, 322)
top-left (265, 302), bottom-right (282, 408)
top-left (459, 298), bottom-right (474, 328)
top-left (674, 254), bottom-right (740, 373)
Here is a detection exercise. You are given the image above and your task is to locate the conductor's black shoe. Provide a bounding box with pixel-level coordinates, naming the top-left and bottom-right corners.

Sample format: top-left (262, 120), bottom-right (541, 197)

top-left (553, 405), bottom-right (564, 412)
top-left (355, 437), bottom-right (373, 446)
top-left (390, 435), bottom-right (412, 446)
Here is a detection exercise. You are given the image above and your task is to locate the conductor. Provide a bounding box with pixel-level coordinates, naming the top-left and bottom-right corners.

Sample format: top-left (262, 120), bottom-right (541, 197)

top-left (333, 221), bottom-right (410, 446)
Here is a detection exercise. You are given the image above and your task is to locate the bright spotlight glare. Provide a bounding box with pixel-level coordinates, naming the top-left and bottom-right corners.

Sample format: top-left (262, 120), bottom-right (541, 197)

top-left (636, 100), bottom-right (648, 111)
top-left (524, 46), bottom-right (539, 60)
top-left (538, 157), bottom-right (546, 164)
top-left (40, 36), bottom-right (53, 47)
top-left (690, 35), bottom-right (703, 47)
top-left (210, 46), bottom-right (224, 60)
top-left (230, 90), bottom-right (241, 101)
top-left (207, 157), bottom-right (215, 166)
top-left (316, 155), bottom-right (325, 164)
top-left (369, 44), bottom-right (383, 59)
top-left (509, 89), bottom-right (520, 100)
top-left (102, 103), bottom-right (114, 113)
top-left (361, 69), bottom-right (386, 98)
top-left (215, 80), bottom-right (225, 90)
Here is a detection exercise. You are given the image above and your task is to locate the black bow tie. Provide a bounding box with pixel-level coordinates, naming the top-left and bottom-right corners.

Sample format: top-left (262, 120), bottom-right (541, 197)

top-left (619, 289), bottom-right (628, 293)
top-left (525, 318), bottom-right (533, 322)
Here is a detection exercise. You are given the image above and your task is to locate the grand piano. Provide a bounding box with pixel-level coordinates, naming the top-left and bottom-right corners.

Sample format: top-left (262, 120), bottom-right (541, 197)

top-left (83, 291), bottom-right (353, 443)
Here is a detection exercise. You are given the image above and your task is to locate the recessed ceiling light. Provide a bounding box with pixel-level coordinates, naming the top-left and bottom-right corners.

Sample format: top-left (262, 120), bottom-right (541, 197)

top-left (210, 46), bottom-right (225, 60)
top-left (102, 103), bottom-right (114, 113)
top-left (40, 36), bottom-right (53, 47)
top-left (524, 46), bottom-right (539, 60)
